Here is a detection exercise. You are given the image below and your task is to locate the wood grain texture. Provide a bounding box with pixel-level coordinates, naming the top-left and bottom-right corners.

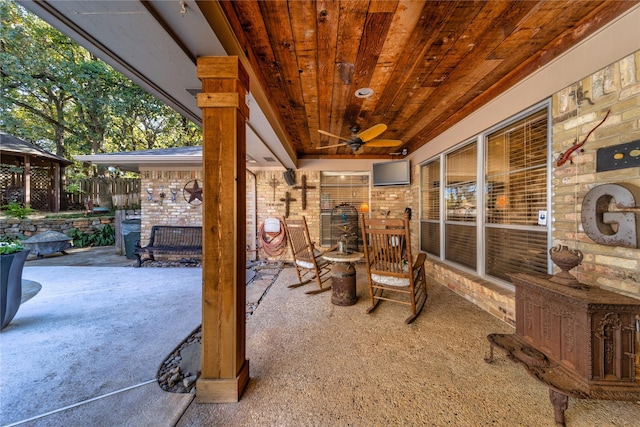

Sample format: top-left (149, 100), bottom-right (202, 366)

top-left (197, 56), bottom-right (249, 402)
top-left (210, 0), bottom-right (637, 159)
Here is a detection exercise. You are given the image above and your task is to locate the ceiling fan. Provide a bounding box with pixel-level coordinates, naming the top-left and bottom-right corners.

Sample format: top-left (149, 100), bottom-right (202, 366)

top-left (316, 124), bottom-right (402, 152)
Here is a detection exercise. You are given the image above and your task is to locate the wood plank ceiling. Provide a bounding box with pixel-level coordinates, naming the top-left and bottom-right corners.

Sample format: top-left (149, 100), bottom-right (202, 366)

top-left (213, 0), bottom-right (636, 160)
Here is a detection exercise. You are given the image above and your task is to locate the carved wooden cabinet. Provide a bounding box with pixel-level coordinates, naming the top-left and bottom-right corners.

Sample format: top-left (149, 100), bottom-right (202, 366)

top-left (487, 273), bottom-right (640, 426)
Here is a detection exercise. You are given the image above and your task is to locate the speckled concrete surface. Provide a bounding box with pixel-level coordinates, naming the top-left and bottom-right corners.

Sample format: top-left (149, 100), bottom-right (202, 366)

top-left (176, 266), bottom-right (640, 427)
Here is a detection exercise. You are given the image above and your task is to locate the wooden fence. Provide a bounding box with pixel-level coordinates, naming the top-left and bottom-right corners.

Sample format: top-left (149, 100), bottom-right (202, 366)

top-left (64, 177), bottom-right (141, 210)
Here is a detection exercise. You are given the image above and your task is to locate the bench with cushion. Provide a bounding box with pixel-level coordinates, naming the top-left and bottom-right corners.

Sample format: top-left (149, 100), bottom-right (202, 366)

top-left (134, 226), bottom-right (202, 267)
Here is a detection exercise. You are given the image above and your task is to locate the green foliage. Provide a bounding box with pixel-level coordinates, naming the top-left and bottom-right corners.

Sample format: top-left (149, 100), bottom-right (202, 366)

top-left (45, 211), bottom-right (114, 219)
top-left (65, 182), bottom-right (84, 195)
top-left (89, 224), bottom-right (115, 246)
top-left (0, 239), bottom-right (24, 255)
top-left (68, 224), bottom-right (115, 248)
top-left (1, 1), bottom-right (201, 178)
top-left (2, 202), bottom-right (37, 219)
top-left (68, 228), bottom-right (90, 248)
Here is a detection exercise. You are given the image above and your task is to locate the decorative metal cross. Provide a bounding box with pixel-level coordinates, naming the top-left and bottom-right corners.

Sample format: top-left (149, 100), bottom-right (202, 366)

top-left (279, 191), bottom-right (297, 218)
top-left (269, 175), bottom-right (279, 202)
top-left (293, 175), bottom-right (315, 210)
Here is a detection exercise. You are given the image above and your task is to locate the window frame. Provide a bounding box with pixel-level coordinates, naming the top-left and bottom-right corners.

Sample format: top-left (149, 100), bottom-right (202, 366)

top-left (419, 100), bottom-right (552, 290)
top-left (319, 171), bottom-right (370, 248)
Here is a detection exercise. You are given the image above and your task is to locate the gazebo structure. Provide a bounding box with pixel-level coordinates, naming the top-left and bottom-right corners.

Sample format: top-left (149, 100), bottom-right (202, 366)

top-left (0, 132), bottom-right (72, 213)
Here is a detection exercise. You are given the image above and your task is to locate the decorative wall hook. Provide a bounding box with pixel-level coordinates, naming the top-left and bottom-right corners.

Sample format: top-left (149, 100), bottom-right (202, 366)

top-left (569, 84), bottom-right (595, 106)
top-left (147, 186), bottom-right (168, 205)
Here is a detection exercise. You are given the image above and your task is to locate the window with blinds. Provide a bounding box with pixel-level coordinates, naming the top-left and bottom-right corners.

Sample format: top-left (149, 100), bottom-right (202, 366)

top-left (419, 103), bottom-right (550, 286)
top-left (320, 172), bottom-right (369, 247)
top-left (445, 142), bottom-right (477, 270)
top-left (484, 110), bottom-right (548, 281)
top-left (420, 160), bottom-right (440, 256)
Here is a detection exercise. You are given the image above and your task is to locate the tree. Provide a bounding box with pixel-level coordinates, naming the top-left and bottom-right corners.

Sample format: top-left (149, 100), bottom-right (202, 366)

top-left (0, 0), bottom-right (201, 177)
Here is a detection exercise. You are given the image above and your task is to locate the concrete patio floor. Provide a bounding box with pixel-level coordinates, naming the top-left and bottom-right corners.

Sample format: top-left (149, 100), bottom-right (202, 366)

top-left (3, 246), bottom-right (640, 426)
top-left (176, 267), bottom-right (640, 427)
top-left (0, 247), bottom-right (201, 426)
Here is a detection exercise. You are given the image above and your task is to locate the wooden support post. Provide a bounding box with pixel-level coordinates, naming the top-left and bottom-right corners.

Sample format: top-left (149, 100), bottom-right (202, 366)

top-left (23, 155), bottom-right (31, 207)
top-left (53, 162), bottom-right (61, 212)
top-left (196, 56), bottom-right (250, 403)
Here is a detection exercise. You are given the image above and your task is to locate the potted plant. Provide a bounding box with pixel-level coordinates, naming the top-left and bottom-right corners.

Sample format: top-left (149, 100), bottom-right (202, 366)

top-left (1, 239), bottom-right (30, 329)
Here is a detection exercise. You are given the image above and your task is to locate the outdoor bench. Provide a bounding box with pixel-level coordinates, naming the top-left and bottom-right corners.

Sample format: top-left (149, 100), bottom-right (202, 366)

top-left (134, 225), bottom-right (202, 267)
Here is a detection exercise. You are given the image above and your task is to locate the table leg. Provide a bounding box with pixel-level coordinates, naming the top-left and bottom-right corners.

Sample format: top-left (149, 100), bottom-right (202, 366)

top-left (549, 389), bottom-right (568, 427)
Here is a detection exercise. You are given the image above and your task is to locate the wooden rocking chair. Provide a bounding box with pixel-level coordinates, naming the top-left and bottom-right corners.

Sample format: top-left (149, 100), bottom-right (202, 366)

top-left (361, 212), bottom-right (428, 324)
top-left (283, 217), bottom-right (336, 294)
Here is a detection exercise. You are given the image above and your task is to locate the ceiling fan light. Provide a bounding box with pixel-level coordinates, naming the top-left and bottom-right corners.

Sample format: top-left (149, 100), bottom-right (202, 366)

top-left (355, 87), bottom-right (374, 98)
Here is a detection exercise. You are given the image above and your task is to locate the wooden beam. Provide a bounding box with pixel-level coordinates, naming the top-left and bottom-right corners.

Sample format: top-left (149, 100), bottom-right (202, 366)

top-left (197, 0), bottom-right (299, 167)
top-left (196, 56), bottom-right (249, 403)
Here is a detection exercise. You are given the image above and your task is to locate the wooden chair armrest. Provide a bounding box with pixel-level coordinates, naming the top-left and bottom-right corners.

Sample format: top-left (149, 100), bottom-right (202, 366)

top-left (412, 252), bottom-right (426, 269)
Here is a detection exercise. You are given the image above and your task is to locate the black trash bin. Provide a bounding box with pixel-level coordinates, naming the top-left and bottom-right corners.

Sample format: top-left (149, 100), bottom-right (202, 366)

top-left (121, 219), bottom-right (141, 260)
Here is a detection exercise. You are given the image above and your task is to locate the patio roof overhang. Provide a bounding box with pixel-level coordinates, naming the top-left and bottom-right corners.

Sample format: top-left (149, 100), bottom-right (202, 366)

top-left (75, 152), bottom-right (202, 173)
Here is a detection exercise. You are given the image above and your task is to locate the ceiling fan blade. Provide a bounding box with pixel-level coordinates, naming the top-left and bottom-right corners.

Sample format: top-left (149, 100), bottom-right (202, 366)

top-left (358, 123), bottom-right (387, 142)
top-left (316, 142), bottom-right (348, 149)
top-left (364, 139), bottom-right (403, 147)
top-left (317, 129), bottom-right (350, 141)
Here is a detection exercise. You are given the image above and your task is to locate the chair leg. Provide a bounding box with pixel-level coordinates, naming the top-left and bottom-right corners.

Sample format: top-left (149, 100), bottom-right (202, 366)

top-left (405, 276), bottom-right (428, 324)
top-left (287, 279), bottom-right (313, 289)
top-left (405, 289), bottom-right (427, 324)
top-left (367, 287), bottom-right (384, 314)
top-left (305, 286), bottom-right (331, 295)
top-left (305, 270), bottom-right (331, 294)
top-left (287, 267), bottom-right (313, 288)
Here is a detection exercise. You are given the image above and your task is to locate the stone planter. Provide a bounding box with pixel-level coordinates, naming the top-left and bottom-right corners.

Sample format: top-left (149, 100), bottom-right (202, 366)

top-left (1, 249), bottom-right (30, 329)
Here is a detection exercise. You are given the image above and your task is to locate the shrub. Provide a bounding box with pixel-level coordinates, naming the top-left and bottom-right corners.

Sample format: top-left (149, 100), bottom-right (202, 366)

top-left (68, 228), bottom-right (91, 248)
top-left (2, 202), bottom-right (37, 219)
top-left (68, 224), bottom-right (115, 248)
top-left (89, 224), bottom-right (115, 246)
top-left (66, 182), bottom-right (84, 195)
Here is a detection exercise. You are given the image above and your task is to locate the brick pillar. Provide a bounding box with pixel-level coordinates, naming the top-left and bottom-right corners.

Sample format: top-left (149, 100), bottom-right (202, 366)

top-left (196, 56), bottom-right (249, 403)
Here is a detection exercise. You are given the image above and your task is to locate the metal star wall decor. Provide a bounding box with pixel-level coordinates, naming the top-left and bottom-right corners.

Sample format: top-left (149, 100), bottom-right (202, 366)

top-left (183, 179), bottom-right (203, 205)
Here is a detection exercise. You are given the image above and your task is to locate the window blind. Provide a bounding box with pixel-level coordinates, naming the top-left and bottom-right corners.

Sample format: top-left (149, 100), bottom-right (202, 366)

top-left (485, 109), bottom-right (548, 280)
top-left (445, 142), bottom-right (477, 270)
top-left (420, 160), bottom-right (440, 256)
top-left (320, 172), bottom-right (369, 247)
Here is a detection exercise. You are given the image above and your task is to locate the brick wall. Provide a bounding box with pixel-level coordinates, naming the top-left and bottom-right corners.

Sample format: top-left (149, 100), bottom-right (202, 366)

top-left (253, 168), bottom-right (422, 261)
top-left (138, 168), bottom-right (257, 256)
top-left (139, 170), bottom-right (203, 245)
top-left (255, 170), bottom-right (322, 261)
top-left (247, 171), bottom-right (257, 260)
top-left (552, 51), bottom-right (640, 298)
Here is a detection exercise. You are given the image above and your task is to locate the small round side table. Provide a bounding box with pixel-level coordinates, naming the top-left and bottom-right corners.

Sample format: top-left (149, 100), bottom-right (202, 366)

top-left (322, 250), bottom-right (363, 306)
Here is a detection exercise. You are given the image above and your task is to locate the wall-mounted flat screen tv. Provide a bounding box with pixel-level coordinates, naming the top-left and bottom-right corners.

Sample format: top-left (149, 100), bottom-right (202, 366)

top-left (372, 159), bottom-right (411, 187)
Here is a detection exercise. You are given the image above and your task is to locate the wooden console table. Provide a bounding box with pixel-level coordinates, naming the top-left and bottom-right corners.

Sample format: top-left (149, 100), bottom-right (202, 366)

top-left (486, 273), bottom-right (640, 426)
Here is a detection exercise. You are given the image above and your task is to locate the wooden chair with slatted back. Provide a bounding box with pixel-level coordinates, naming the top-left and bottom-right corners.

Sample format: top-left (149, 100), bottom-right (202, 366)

top-left (360, 212), bottom-right (428, 324)
top-left (283, 216), bottom-right (336, 294)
